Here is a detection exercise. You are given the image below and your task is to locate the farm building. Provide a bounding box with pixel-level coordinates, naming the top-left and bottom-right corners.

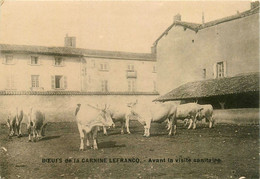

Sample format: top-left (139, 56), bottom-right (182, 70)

top-left (153, 1), bottom-right (259, 95)
top-left (0, 35), bottom-right (157, 94)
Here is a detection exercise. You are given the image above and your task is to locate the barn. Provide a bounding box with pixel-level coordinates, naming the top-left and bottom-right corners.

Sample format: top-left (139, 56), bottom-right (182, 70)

top-left (154, 72), bottom-right (259, 124)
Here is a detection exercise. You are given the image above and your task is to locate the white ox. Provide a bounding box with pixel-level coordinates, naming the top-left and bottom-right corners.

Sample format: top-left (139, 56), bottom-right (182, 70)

top-left (27, 108), bottom-right (47, 142)
top-left (103, 105), bottom-right (132, 135)
top-left (184, 104), bottom-right (214, 128)
top-left (6, 108), bottom-right (24, 137)
top-left (173, 103), bottom-right (204, 130)
top-left (75, 104), bottom-right (114, 150)
top-left (129, 101), bottom-right (177, 137)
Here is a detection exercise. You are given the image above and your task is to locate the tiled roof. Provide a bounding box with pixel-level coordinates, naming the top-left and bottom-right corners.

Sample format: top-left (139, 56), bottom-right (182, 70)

top-left (154, 72), bottom-right (259, 102)
top-left (0, 44), bottom-right (155, 61)
top-left (153, 5), bottom-right (259, 46)
top-left (0, 90), bottom-right (159, 96)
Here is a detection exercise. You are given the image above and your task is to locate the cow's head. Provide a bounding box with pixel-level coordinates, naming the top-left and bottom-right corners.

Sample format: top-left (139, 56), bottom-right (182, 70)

top-left (100, 105), bottom-right (115, 128)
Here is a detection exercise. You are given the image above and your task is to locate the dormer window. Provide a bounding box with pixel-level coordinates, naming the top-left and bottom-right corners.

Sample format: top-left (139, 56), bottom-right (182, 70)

top-left (99, 63), bottom-right (109, 71)
top-left (54, 57), bottom-right (64, 66)
top-left (31, 56), bottom-right (39, 65)
top-left (3, 55), bottom-right (14, 65)
top-left (127, 64), bottom-right (134, 72)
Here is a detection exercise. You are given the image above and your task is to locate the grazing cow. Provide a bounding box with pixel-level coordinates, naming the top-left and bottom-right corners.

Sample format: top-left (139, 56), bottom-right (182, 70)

top-left (27, 108), bottom-right (47, 142)
top-left (6, 108), bottom-right (23, 137)
top-left (75, 104), bottom-right (114, 150)
top-left (174, 103), bottom-right (204, 130)
top-left (196, 104), bottom-right (214, 128)
top-left (103, 105), bottom-right (132, 135)
top-left (128, 101), bottom-right (177, 137)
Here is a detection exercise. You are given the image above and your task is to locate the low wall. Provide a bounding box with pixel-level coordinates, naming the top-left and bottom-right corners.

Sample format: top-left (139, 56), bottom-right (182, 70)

top-left (0, 95), bottom-right (158, 123)
top-left (213, 108), bottom-right (259, 125)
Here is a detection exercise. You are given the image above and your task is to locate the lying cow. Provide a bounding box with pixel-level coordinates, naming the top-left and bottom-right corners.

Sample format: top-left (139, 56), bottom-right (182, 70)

top-left (128, 101), bottom-right (177, 137)
top-left (75, 104), bottom-right (114, 150)
top-left (183, 104), bottom-right (214, 128)
top-left (6, 108), bottom-right (23, 137)
top-left (103, 105), bottom-right (132, 135)
top-left (27, 108), bottom-right (47, 142)
top-left (173, 103), bottom-right (203, 130)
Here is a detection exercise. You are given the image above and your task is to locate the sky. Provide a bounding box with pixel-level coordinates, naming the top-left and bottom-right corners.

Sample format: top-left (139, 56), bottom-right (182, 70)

top-left (0, 1), bottom-right (251, 53)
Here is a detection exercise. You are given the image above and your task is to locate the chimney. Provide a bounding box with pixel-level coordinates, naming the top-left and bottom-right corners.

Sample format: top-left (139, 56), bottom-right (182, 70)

top-left (64, 34), bottom-right (76, 48)
top-left (173, 13), bottom-right (181, 22)
top-left (251, 1), bottom-right (259, 9)
top-left (202, 12), bottom-right (205, 25)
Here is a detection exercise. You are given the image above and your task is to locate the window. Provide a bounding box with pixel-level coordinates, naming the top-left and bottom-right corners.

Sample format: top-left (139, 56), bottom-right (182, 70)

top-left (203, 69), bottom-right (206, 79)
top-left (3, 55), bottom-right (14, 65)
top-left (127, 64), bottom-right (135, 72)
top-left (51, 75), bottom-right (67, 89)
top-left (31, 75), bottom-right (39, 88)
top-left (6, 75), bottom-right (15, 90)
top-left (128, 79), bottom-right (136, 92)
top-left (213, 61), bottom-right (227, 79)
top-left (31, 56), bottom-right (39, 65)
top-left (99, 63), bottom-right (109, 71)
top-left (101, 80), bottom-right (108, 92)
top-left (54, 57), bottom-right (64, 66)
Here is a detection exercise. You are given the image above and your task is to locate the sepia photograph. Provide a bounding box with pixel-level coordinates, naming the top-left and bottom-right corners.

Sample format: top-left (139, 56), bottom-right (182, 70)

top-left (0, 0), bottom-right (259, 178)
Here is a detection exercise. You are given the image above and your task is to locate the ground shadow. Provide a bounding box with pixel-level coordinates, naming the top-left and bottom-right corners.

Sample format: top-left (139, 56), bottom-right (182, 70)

top-left (98, 141), bottom-right (126, 149)
top-left (40, 135), bottom-right (61, 141)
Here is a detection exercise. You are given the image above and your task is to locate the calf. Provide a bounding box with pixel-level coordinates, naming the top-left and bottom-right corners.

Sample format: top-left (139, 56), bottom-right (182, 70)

top-left (174, 103), bottom-right (203, 130)
top-left (6, 108), bottom-right (23, 137)
top-left (27, 109), bottom-right (47, 142)
top-left (103, 105), bottom-right (132, 135)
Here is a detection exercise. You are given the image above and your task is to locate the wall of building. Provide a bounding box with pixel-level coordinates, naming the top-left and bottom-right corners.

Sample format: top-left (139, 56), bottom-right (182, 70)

top-left (156, 13), bottom-right (259, 94)
top-left (0, 94), bottom-right (158, 123)
top-left (0, 53), bottom-right (82, 91)
top-left (82, 57), bottom-right (157, 92)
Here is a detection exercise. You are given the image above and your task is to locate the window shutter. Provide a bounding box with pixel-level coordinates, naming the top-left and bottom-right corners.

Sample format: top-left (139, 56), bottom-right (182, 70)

top-left (223, 61), bottom-right (227, 77)
top-left (51, 76), bottom-right (55, 89)
top-left (52, 58), bottom-right (55, 66)
top-left (213, 63), bottom-right (217, 79)
top-left (62, 59), bottom-right (65, 66)
top-left (64, 76), bottom-right (67, 89)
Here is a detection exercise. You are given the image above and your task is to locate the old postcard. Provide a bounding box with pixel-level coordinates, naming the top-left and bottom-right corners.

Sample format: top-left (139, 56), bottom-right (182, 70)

top-left (0, 1), bottom-right (259, 178)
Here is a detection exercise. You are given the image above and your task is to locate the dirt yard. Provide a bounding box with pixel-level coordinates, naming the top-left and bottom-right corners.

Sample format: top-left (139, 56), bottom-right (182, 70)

top-left (0, 121), bottom-right (259, 179)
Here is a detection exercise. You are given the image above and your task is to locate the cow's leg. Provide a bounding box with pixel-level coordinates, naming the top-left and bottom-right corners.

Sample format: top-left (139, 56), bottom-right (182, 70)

top-left (120, 121), bottom-right (124, 134)
top-left (77, 124), bottom-right (85, 151)
top-left (86, 132), bottom-right (91, 149)
top-left (103, 126), bottom-right (108, 136)
top-left (125, 115), bottom-right (131, 134)
top-left (168, 117), bottom-right (174, 136)
top-left (187, 118), bottom-right (193, 129)
top-left (143, 126), bottom-right (147, 137)
top-left (192, 117), bottom-right (197, 129)
top-left (145, 120), bottom-right (151, 137)
top-left (27, 123), bottom-right (32, 142)
top-left (32, 127), bottom-right (37, 142)
top-left (92, 126), bottom-right (98, 150)
top-left (209, 116), bottom-right (214, 128)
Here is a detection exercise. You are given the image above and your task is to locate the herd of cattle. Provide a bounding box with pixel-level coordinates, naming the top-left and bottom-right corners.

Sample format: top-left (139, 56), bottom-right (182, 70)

top-left (5, 101), bottom-right (214, 151)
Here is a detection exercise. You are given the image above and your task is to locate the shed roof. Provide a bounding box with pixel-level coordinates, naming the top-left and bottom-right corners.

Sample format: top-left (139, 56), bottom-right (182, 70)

top-left (155, 72), bottom-right (260, 102)
top-left (0, 44), bottom-right (155, 61)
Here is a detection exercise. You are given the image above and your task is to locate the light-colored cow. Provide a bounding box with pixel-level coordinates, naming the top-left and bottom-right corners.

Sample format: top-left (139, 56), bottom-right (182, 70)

top-left (128, 101), bottom-right (177, 137)
top-left (103, 105), bottom-right (132, 135)
top-left (27, 108), bottom-right (47, 142)
top-left (75, 104), bottom-right (115, 150)
top-left (173, 103), bottom-right (204, 130)
top-left (6, 108), bottom-right (23, 137)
